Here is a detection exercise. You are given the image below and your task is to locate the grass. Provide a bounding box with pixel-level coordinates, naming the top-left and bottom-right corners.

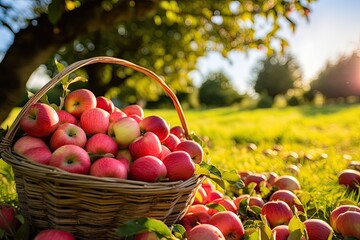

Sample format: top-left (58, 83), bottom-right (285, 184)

top-left (1, 103), bottom-right (360, 221)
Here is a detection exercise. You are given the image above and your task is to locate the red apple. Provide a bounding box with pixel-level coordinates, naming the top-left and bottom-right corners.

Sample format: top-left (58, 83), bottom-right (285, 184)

top-left (49, 123), bottom-right (87, 151)
top-left (173, 140), bottom-right (204, 164)
top-left (159, 145), bottom-right (171, 160)
top-left (193, 186), bottom-right (208, 205)
top-left (128, 114), bottom-right (143, 123)
top-left (336, 211), bottom-right (360, 239)
top-left (202, 180), bottom-right (216, 195)
top-left (180, 211), bottom-right (212, 232)
top-left (338, 169), bottom-right (360, 188)
top-left (34, 229), bottom-right (75, 240)
top-left (64, 88), bottom-right (97, 118)
top-left (13, 135), bottom-right (48, 155)
top-left (206, 190), bottom-right (224, 203)
top-left (80, 107), bottom-right (110, 134)
top-left (56, 109), bottom-right (77, 125)
top-left (170, 125), bottom-right (186, 140)
top-left (209, 197), bottom-right (237, 214)
top-left (161, 133), bottom-right (181, 151)
top-left (85, 133), bottom-right (118, 157)
top-left (271, 225), bottom-right (290, 240)
top-left (233, 194), bottom-right (250, 209)
top-left (89, 157), bottom-right (128, 179)
top-left (0, 204), bottom-right (21, 236)
top-left (20, 102), bottom-right (59, 137)
top-left (130, 156), bottom-right (167, 182)
top-left (49, 144), bottom-right (91, 174)
top-left (187, 204), bottom-right (210, 214)
top-left (273, 175), bottom-right (301, 192)
top-left (134, 231), bottom-right (159, 240)
top-left (303, 219), bottom-right (333, 240)
top-left (109, 110), bottom-right (127, 123)
top-left (110, 117), bottom-right (141, 149)
top-left (270, 189), bottom-right (304, 212)
top-left (267, 171), bottom-right (279, 186)
top-left (187, 224), bottom-right (225, 240)
top-left (96, 96), bottom-right (115, 113)
top-left (139, 115), bottom-right (170, 142)
top-left (244, 173), bottom-right (267, 192)
top-left (129, 132), bottom-right (162, 160)
top-left (248, 196), bottom-right (265, 208)
top-left (238, 170), bottom-right (253, 181)
top-left (330, 204), bottom-right (360, 232)
top-left (122, 104), bottom-right (144, 118)
top-left (261, 200), bottom-right (294, 228)
top-left (22, 147), bottom-right (52, 165)
top-left (209, 211), bottom-right (244, 240)
top-left (116, 156), bottom-right (131, 174)
top-left (162, 151), bottom-right (195, 181)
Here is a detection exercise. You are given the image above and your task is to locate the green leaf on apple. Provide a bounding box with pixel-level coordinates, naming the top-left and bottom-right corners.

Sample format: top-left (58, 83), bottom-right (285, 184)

top-left (288, 215), bottom-right (306, 240)
top-left (171, 223), bottom-right (186, 239)
top-left (195, 163), bottom-right (225, 189)
top-left (116, 217), bottom-right (172, 238)
top-left (222, 170), bottom-right (244, 189)
top-left (206, 202), bottom-right (227, 212)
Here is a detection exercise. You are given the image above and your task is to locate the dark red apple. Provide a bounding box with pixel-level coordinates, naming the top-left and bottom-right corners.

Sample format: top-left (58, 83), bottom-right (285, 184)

top-left (303, 219), bottom-right (333, 240)
top-left (261, 200), bottom-right (294, 228)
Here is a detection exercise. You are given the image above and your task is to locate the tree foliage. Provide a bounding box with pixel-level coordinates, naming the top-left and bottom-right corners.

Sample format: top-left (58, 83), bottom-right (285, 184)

top-left (0, 0), bottom-right (316, 122)
top-left (252, 54), bottom-right (303, 99)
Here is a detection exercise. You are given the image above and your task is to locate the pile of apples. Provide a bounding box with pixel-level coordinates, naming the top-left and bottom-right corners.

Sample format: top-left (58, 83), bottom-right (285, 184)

top-left (170, 171), bottom-right (360, 240)
top-left (13, 88), bottom-right (204, 183)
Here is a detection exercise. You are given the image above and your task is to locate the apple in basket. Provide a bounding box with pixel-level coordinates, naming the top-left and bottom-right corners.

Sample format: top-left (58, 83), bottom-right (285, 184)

top-left (139, 115), bottom-right (170, 142)
top-left (19, 102), bottom-right (59, 138)
top-left (49, 123), bottom-right (87, 151)
top-left (122, 104), bottom-right (144, 118)
top-left (56, 109), bottom-right (78, 125)
top-left (89, 157), bottom-right (128, 179)
top-left (85, 133), bottom-right (118, 157)
top-left (130, 155), bottom-right (167, 182)
top-left (49, 144), bottom-right (91, 174)
top-left (34, 229), bottom-right (75, 240)
top-left (13, 135), bottom-right (49, 155)
top-left (129, 131), bottom-right (162, 160)
top-left (109, 116), bottom-right (141, 149)
top-left (173, 140), bottom-right (204, 164)
top-left (64, 88), bottom-right (97, 118)
top-left (96, 96), bottom-right (115, 113)
top-left (80, 107), bottom-right (110, 134)
top-left (162, 151), bottom-right (195, 181)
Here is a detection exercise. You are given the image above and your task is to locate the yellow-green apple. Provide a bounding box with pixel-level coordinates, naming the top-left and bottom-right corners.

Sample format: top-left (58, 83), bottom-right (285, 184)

top-left (110, 117), bottom-right (140, 149)
top-left (34, 229), bottom-right (75, 240)
top-left (130, 156), bottom-right (166, 182)
top-left (64, 88), bottom-right (97, 118)
top-left (193, 186), bottom-right (208, 205)
top-left (129, 132), bottom-right (162, 160)
top-left (162, 151), bottom-right (195, 181)
top-left (173, 140), bottom-right (203, 164)
top-left (49, 123), bottom-right (87, 151)
top-left (338, 169), bottom-right (360, 188)
top-left (20, 102), bottom-right (59, 138)
top-left (330, 204), bottom-right (360, 232)
top-left (159, 145), bottom-right (171, 160)
top-left (273, 175), bottom-right (301, 192)
top-left (244, 173), bottom-right (267, 192)
top-left (122, 104), bottom-right (144, 118)
top-left (139, 115), bottom-right (170, 142)
top-left (56, 109), bottom-right (77, 125)
top-left (336, 211), bottom-right (360, 239)
top-left (85, 133), bottom-right (118, 156)
top-left (96, 96), bottom-right (114, 113)
top-left (170, 125), bottom-right (186, 140)
top-left (209, 197), bottom-right (237, 214)
top-left (180, 211), bottom-right (212, 232)
top-left (22, 147), bottom-right (52, 165)
top-left (303, 219), bottom-right (333, 240)
top-left (209, 211), bottom-right (244, 240)
top-left (80, 108), bottom-right (110, 134)
top-left (261, 200), bottom-right (294, 228)
top-left (187, 224), bottom-right (225, 240)
top-left (50, 144), bottom-right (91, 174)
top-left (109, 110), bottom-right (127, 123)
top-left (134, 231), bottom-right (159, 240)
top-left (13, 135), bottom-right (48, 155)
top-left (89, 157), bottom-right (128, 179)
top-left (161, 133), bottom-right (181, 151)
top-left (270, 189), bottom-right (304, 212)
top-left (0, 204), bottom-right (21, 236)
top-left (271, 225), bottom-right (290, 240)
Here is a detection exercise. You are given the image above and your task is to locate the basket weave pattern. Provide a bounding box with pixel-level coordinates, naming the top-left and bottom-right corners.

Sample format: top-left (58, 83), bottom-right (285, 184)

top-left (0, 57), bottom-right (204, 239)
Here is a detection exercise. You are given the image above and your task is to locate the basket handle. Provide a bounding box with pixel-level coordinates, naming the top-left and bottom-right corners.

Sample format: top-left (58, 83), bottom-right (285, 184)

top-left (2, 56), bottom-right (190, 144)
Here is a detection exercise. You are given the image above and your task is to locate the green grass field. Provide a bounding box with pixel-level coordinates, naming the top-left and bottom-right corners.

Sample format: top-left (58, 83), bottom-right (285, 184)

top-left (1, 103), bottom-right (360, 223)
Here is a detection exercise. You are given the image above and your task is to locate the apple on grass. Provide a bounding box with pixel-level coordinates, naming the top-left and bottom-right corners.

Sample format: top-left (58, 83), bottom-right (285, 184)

top-left (273, 175), bottom-right (301, 192)
top-left (89, 157), bottom-right (128, 179)
top-left (34, 229), bottom-right (75, 240)
top-left (271, 225), bottom-right (290, 240)
top-left (186, 224), bottom-right (225, 240)
top-left (209, 211), bottom-right (245, 240)
top-left (49, 123), bottom-right (87, 151)
top-left (134, 231), bottom-right (159, 240)
top-left (173, 140), bottom-right (204, 164)
top-left (0, 204), bottom-right (21, 236)
top-left (261, 200), bottom-right (294, 228)
top-left (180, 211), bottom-right (212, 232)
top-left (56, 109), bottom-right (77, 125)
top-left (335, 211), bottom-right (360, 239)
top-left (13, 135), bottom-right (48, 155)
top-left (80, 107), bottom-right (110, 134)
top-left (193, 186), bottom-right (208, 205)
top-left (109, 117), bottom-right (141, 149)
top-left (139, 115), bottom-right (170, 142)
top-left (20, 102), bottom-right (59, 138)
top-left (85, 133), bottom-right (118, 157)
top-left (303, 219), bottom-right (333, 240)
top-left (206, 190), bottom-right (224, 203)
top-left (130, 156), bottom-right (167, 182)
top-left (269, 189), bottom-right (304, 212)
top-left (329, 204), bottom-right (360, 232)
top-left (129, 132), bottom-right (162, 160)
top-left (244, 173), bottom-right (267, 192)
top-left (122, 104), bottom-right (144, 118)
top-left (96, 96), bottom-right (115, 113)
top-left (208, 197), bottom-right (238, 215)
top-left (162, 151), bottom-right (195, 181)
top-left (338, 169), bottom-right (360, 188)
top-left (49, 144), bottom-right (91, 174)
top-left (64, 88), bottom-right (97, 118)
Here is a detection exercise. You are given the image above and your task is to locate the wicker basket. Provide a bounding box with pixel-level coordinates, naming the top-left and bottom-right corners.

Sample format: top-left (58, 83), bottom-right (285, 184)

top-left (0, 57), bottom-right (205, 239)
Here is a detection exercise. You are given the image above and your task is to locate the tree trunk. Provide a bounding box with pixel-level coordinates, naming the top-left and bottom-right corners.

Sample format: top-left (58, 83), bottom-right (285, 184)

top-left (0, 0), bottom-right (158, 124)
